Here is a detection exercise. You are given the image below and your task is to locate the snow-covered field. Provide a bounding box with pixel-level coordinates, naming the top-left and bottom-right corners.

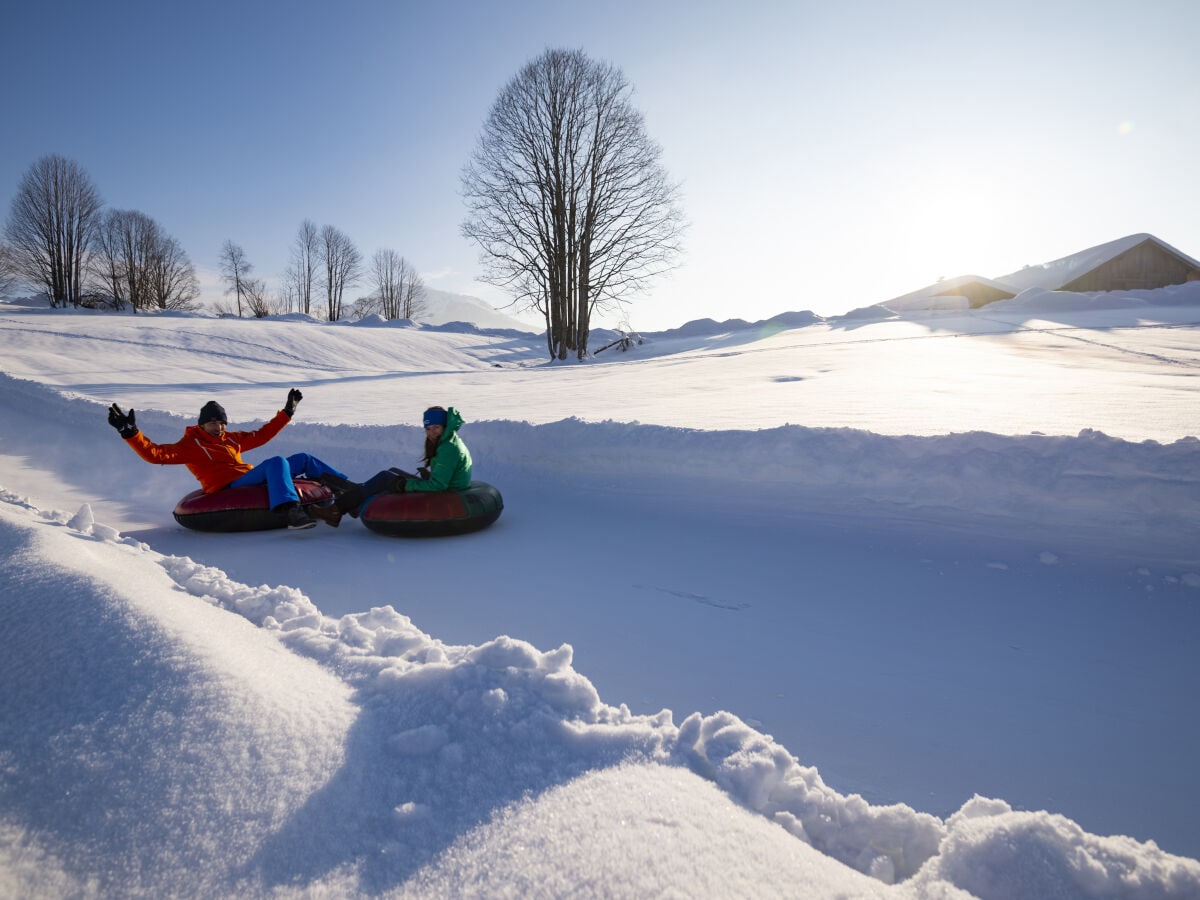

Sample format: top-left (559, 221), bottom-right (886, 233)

top-left (1, 285), bottom-right (1199, 898)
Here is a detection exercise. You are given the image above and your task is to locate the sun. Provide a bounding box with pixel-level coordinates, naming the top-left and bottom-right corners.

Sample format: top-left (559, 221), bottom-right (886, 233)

top-left (884, 166), bottom-right (1026, 286)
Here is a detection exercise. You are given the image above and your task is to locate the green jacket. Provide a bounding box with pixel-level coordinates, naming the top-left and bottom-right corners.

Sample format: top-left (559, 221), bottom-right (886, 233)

top-left (405, 406), bottom-right (473, 492)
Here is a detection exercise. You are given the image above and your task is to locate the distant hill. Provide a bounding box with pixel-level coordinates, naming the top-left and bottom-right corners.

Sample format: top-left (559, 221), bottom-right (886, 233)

top-left (420, 288), bottom-right (539, 332)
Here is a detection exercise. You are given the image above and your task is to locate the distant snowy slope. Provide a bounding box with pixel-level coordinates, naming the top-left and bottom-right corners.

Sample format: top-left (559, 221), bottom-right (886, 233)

top-left (421, 287), bottom-right (539, 332)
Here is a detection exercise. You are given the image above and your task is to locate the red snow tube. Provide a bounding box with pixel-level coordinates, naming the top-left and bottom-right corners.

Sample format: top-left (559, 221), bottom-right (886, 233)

top-left (360, 481), bottom-right (503, 537)
top-left (172, 479), bottom-right (334, 532)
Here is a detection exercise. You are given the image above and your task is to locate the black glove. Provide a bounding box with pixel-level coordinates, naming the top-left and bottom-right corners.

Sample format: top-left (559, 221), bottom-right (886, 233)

top-left (108, 403), bottom-right (138, 439)
top-left (284, 388), bottom-right (303, 418)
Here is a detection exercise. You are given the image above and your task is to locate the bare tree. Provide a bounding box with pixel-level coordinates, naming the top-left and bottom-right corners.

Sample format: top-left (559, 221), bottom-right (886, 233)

top-left (289, 219), bottom-right (319, 315)
top-left (91, 210), bottom-right (200, 313)
top-left (462, 48), bottom-right (684, 359)
top-left (0, 241), bottom-right (20, 297)
top-left (279, 266), bottom-right (300, 314)
top-left (242, 276), bottom-right (272, 318)
top-left (92, 209), bottom-right (155, 311)
top-left (371, 248), bottom-right (427, 320)
top-left (319, 224), bottom-right (361, 321)
top-left (5, 154), bottom-right (104, 308)
top-left (349, 293), bottom-right (382, 320)
top-left (145, 233), bottom-right (200, 311)
top-left (218, 239), bottom-right (253, 317)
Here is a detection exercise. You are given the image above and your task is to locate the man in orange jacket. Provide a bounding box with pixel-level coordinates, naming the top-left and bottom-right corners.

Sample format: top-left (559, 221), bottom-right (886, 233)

top-left (107, 389), bottom-right (353, 530)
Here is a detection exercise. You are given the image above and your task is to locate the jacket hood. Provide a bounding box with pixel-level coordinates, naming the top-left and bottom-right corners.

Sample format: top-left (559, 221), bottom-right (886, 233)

top-left (442, 407), bottom-right (464, 441)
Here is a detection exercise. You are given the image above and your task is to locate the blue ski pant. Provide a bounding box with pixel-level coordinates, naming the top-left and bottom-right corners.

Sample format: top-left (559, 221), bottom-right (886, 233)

top-left (228, 453), bottom-right (348, 511)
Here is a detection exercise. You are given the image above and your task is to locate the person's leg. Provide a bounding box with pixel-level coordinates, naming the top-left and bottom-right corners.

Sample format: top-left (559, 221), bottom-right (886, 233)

top-left (286, 452), bottom-right (350, 484)
top-left (331, 469), bottom-right (405, 516)
top-left (230, 456), bottom-right (299, 510)
top-left (364, 469), bottom-right (407, 495)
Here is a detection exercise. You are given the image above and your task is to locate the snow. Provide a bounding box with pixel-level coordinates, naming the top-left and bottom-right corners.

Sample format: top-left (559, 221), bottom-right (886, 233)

top-left (1, 287), bottom-right (1199, 898)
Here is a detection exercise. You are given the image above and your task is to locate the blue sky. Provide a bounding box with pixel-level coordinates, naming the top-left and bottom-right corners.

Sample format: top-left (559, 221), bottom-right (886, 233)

top-left (3, 0), bottom-right (1197, 330)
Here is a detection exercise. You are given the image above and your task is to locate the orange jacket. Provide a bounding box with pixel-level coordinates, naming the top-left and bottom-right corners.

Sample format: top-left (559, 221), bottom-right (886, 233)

top-left (124, 410), bottom-right (291, 493)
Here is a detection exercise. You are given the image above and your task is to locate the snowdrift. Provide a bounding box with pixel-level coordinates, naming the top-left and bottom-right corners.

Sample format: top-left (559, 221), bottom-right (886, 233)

top-left (3, 494), bottom-right (1197, 898)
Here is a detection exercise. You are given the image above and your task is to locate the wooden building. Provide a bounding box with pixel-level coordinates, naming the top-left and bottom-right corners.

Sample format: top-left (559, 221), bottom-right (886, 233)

top-left (877, 234), bottom-right (1200, 314)
top-left (931, 279), bottom-right (1016, 308)
top-left (998, 233), bottom-right (1200, 294)
top-left (1056, 236), bottom-right (1200, 292)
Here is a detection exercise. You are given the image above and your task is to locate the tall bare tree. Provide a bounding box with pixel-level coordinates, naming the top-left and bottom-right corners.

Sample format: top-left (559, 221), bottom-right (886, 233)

top-left (4, 154), bottom-right (104, 308)
top-left (218, 239), bottom-right (253, 317)
top-left (289, 219), bottom-right (320, 316)
top-left (319, 224), bottom-right (361, 321)
top-left (462, 48), bottom-right (684, 359)
top-left (371, 248), bottom-right (427, 320)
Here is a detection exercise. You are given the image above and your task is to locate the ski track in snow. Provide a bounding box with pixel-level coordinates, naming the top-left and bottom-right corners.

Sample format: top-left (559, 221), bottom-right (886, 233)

top-left (632, 583), bottom-right (751, 611)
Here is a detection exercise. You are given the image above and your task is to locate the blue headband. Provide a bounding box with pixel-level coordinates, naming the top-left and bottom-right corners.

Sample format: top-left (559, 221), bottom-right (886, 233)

top-left (423, 408), bottom-right (447, 428)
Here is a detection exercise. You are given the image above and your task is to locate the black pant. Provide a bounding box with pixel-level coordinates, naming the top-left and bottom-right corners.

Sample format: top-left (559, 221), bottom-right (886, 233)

top-left (335, 468), bottom-right (416, 514)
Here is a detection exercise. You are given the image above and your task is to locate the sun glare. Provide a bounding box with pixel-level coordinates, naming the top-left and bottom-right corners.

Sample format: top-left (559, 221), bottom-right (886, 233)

top-left (886, 167), bottom-right (1024, 287)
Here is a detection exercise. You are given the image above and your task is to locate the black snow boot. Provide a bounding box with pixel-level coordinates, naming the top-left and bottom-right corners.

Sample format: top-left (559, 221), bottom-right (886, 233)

top-left (283, 503), bottom-right (317, 530)
top-left (333, 485), bottom-right (367, 518)
top-left (309, 501), bottom-right (343, 528)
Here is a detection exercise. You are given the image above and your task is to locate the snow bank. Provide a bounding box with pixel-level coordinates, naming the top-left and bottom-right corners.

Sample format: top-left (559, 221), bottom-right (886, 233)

top-left (0, 495), bottom-right (357, 898)
top-left (5, 372), bottom-right (1195, 567)
top-left (3, 492), bottom-right (1198, 897)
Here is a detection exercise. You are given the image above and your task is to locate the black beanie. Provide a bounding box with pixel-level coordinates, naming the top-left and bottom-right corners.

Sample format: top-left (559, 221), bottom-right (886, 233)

top-left (198, 400), bottom-right (228, 426)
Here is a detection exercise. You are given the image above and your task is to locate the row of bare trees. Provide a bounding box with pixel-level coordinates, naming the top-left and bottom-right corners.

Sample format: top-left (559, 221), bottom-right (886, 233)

top-left (6, 48), bottom-right (680, 351)
top-left (2, 154), bottom-right (198, 311)
top-left (363, 248), bottom-right (426, 320)
top-left (2, 156), bottom-right (426, 322)
top-left (94, 209), bottom-right (200, 311)
top-left (220, 221), bottom-right (426, 321)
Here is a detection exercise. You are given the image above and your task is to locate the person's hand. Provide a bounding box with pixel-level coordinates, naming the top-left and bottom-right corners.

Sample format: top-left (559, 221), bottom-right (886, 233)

top-left (284, 388), bottom-right (303, 417)
top-left (108, 404), bottom-right (138, 439)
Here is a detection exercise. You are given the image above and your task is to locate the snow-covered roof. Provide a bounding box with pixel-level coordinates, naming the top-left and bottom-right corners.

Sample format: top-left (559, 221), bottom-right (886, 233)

top-left (875, 234), bottom-right (1200, 313)
top-left (889, 274), bottom-right (1012, 300)
top-left (996, 233), bottom-right (1200, 292)
top-left (882, 274), bottom-right (1015, 311)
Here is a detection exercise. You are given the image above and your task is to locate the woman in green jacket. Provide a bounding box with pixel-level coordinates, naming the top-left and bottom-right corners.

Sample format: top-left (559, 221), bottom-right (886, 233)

top-left (407, 405), bottom-right (473, 493)
top-left (312, 406), bottom-right (472, 525)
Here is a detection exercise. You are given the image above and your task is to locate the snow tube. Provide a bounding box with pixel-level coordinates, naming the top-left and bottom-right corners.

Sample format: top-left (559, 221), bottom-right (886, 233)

top-left (360, 481), bottom-right (503, 537)
top-left (172, 479), bottom-right (334, 532)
